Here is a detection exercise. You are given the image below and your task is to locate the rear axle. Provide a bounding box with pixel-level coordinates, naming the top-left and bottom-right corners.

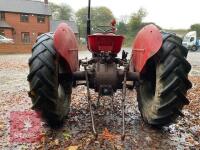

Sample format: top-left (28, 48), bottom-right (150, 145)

top-left (73, 52), bottom-right (139, 96)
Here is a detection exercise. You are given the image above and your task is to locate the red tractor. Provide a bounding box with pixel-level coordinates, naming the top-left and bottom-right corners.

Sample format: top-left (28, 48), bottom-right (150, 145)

top-left (27, 0), bottom-right (192, 138)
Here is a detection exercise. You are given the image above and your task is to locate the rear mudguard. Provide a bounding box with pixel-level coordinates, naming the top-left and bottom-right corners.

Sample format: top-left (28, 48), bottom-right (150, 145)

top-left (54, 23), bottom-right (79, 73)
top-left (131, 24), bottom-right (162, 73)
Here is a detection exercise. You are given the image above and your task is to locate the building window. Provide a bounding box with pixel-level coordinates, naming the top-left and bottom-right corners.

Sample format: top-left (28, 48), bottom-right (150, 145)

top-left (37, 15), bottom-right (45, 23)
top-left (20, 14), bottom-right (29, 22)
top-left (0, 12), bottom-right (5, 21)
top-left (0, 30), bottom-right (5, 36)
top-left (21, 32), bottom-right (30, 43)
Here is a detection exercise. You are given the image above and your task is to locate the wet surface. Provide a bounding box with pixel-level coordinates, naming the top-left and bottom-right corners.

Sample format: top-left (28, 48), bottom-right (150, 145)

top-left (0, 52), bottom-right (200, 149)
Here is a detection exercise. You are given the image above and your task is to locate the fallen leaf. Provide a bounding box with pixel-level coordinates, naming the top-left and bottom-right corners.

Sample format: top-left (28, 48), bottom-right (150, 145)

top-left (102, 128), bottom-right (116, 141)
top-left (54, 139), bottom-right (59, 145)
top-left (0, 121), bottom-right (4, 130)
top-left (67, 145), bottom-right (79, 150)
top-left (63, 131), bottom-right (71, 140)
top-left (0, 124), bottom-right (4, 130)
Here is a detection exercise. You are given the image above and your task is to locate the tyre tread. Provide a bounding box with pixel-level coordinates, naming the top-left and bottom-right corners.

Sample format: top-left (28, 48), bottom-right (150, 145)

top-left (137, 32), bottom-right (192, 126)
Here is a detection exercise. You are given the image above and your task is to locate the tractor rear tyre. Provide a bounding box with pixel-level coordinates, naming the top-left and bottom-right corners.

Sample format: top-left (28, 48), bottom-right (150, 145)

top-left (136, 33), bottom-right (192, 127)
top-left (27, 33), bottom-right (72, 128)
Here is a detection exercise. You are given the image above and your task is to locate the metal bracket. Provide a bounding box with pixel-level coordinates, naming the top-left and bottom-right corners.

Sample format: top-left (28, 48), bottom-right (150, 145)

top-left (83, 62), bottom-right (97, 138)
top-left (121, 64), bottom-right (128, 140)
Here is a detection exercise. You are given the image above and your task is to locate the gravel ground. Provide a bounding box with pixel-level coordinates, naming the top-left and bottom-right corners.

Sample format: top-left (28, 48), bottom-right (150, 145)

top-left (0, 51), bottom-right (200, 149)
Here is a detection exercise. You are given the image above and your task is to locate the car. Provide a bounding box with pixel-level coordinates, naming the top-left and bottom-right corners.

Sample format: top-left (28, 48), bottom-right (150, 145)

top-left (0, 35), bottom-right (14, 44)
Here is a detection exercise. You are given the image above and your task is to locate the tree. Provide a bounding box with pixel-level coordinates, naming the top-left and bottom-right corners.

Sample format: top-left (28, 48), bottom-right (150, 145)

top-left (116, 21), bottom-right (127, 35)
top-left (128, 8), bottom-right (147, 36)
top-left (92, 7), bottom-right (114, 27)
top-left (75, 7), bottom-right (88, 38)
top-left (58, 4), bottom-right (73, 20)
top-left (76, 6), bottom-right (114, 37)
top-left (49, 3), bottom-right (73, 20)
top-left (190, 24), bottom-right (200, 37)
top-left (119, 8), bottom-right (148, 46)
top-left (49, 3), bottom-right (60, 19)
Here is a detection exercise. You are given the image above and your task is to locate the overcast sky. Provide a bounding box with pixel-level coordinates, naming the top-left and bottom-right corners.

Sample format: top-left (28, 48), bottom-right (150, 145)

top-left (48, 0), bottom-right (200, 29)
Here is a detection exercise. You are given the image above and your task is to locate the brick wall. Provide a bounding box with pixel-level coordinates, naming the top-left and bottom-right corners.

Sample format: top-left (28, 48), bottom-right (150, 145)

top-left (0, 43), bottom-right (32, 53)
top-left (5, 12), bottom-right (50, 44)
top-left (0, 12), bottom-right (50, 53)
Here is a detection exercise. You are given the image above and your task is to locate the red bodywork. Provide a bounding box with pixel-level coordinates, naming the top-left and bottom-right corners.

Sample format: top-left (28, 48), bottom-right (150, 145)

top-left (54, 23), bottom-right (79, 73)
top-left (88, 33), bottom-right (124, 54)
top-left (131, 24), bottom-right (163, 72)
top-left (54, 23), bottom-right (162, 75)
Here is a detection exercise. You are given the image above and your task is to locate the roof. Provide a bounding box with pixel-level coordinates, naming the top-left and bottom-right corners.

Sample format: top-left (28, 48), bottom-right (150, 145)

top-left (50, 20), bottom-right (79, 34)
top-left (0, 21), bottom-right (13, 28)
top-left (0, 0), bottom-right (51, 15)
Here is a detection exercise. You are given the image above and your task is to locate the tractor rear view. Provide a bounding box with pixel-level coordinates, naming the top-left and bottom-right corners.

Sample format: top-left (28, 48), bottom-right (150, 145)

top-left (27, 0), bottom-right (192, 138)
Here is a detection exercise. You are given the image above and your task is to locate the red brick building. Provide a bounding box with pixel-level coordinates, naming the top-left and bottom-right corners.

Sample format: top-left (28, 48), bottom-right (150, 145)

top-left (0, 0), bottom-right (51, 53)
